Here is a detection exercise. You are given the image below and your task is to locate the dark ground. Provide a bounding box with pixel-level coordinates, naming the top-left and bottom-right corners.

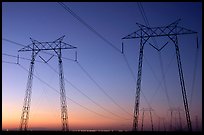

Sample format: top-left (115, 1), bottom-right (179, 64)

top-left (1, 131), bottom-right (202, 135)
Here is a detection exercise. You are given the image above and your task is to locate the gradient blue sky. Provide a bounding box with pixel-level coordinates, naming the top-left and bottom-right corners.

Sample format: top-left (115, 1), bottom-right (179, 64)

top-left (2, 2), bottom-right (202, 131)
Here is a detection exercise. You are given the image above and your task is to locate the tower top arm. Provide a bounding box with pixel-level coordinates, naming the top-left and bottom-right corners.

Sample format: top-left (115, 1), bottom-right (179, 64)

top-left (18, 35), bottom-right (77, 52)
top-left (122, 20), bottom-right (197, 39)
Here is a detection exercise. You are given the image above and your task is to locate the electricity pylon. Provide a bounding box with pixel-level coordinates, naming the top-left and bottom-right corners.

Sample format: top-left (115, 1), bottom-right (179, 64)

top-left (141, 108), bottom-right (145, 131)
top-left (122, 19), bottom-right (198, 131)
top-left (19, 36), bottom-right (77, 131)
top-left (140, 108), bottom-right (154, 131)
top-left (168, 107), bottom-right (183, 131)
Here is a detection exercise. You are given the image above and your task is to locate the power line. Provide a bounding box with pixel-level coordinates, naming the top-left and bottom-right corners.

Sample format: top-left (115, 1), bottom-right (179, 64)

top-left (121, 44), bottom-right (162, 122)
top-left (121, 52), bottom-right (156, 118)
top-left (2, 60), bottom-right (18, 65)
top-left (40, 50), bottom-right (76, 62)
top-left (3, 38), bottom-right (132, 119)
top-left (137, 2), bottom-right (171, 108)
top-left (149, 52), bottom-right (176, 104)
top-left (3, 37), bottom-right (131, 124)
top-left (3, 32), bottom-right (153, 119)
top-left (2, 38), bottom-right (30, 47)
top-left (3, 53), bottom-right (44, 63)
top-left (17, 63), bottom-right (124, 121)
top-left (137, 3), bottom-right (150, 27)
top-left (121, 46), bottom-right (176, 120)
top-left (45, 62), bottom-right (131, 120)
top-left (76, 61), bottom-right (133, 117)
top-left (122, 19), bottom-right (197, 131)
top-left (57, 2), bottom-right (163, 113)
top-left (143, 55), bottom-right (160, 84)
top-left (122, 54), bottom-right (154, 111)
top-left (57, 2), bottom-right (121, 53)
top-left (122, 54), bottom-right (136, 81)
top-left (30, 68), bottom-right (49, 121)
top-left (190, 37), bottom-right (201, 107)
top-left (157, 52), bottom-right (171, 107)
top-left (137, 3), bottom-right (171, 120)
top-left (62, 48), bottom-right (148, 110)
top-left (54, 36), bottom-right (158, 120)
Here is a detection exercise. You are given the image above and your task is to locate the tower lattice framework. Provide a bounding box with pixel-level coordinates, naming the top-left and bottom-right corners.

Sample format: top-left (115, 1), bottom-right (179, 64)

top-left (122, 19), bottom-right (198, 131)
top-left (19, 36), bottom-right (76, 131)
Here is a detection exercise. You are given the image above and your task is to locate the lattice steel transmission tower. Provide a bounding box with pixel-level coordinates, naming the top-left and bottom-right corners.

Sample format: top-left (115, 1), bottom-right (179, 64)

top-left (140, 108), bottom-right (154, 131)
top-left (122, 19), bottom-right (198, 131)
top-left (19, 36), bottom-right (77, 131)
top-left (168, 108), bottom-right (174, 131)
top-left (168, 107), bottom-right (182, 131)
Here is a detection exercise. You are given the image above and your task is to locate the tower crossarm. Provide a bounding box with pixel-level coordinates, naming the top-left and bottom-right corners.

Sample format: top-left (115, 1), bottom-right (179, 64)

top-left (18, 36), bottom-right (76, 52)
top-left (122, 25), bottom-right (197, 39)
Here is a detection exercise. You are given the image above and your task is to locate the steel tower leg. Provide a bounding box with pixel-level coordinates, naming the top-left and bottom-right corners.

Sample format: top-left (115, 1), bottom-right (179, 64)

top-left (170, 110), bottom-right (173, 131)
top-left (58, 48), bottom-right (69, 131)
top-left (19, 50), bottom-right (35, 131)
top-left (141, 109), bottom-right (145, 131)
top-left (133, 37), bottom-right (149, 131)
top-left (133, 39), bottom-right (144, 131)
top-left (173, 36), bottom-right (192, 131)
top-left (150, 110), bottom-right (154, 131)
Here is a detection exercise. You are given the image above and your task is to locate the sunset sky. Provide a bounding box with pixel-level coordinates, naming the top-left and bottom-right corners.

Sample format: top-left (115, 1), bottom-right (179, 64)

top-left (2, 2), bottom-right (202, 131)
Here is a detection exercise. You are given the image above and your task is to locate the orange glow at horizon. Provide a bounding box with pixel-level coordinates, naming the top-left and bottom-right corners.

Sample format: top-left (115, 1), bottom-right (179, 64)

top-left (2, 93), bottom-right (171, 131)
top-left (3, 113), bottom-right (131, 130)
top-left (2, 101), bottom-right (131, 130)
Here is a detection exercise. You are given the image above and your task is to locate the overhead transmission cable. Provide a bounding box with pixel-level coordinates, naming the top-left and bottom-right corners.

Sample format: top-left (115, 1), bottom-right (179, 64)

top-left (189, 37), bottom-right (201, 107)
top-left (148, 52), bottom-right (176, 103)
top-left (122, 53), bottom-right (153, 109)
top-left (17, 63), bottom-right (125, 121)
top-left (45, 62), bottom-right (131, 120)
top-left (57, 2), bottom-right (138, 116)
top-left (3, 53), bottom-right (44, 63)
top-left (120, 2), bottom-right (161, 115)
top-left (137, 2), bottom-right (171, 108)
top-left (3, 41), bottom-right (131, 120)
top-left (56, 2), bottom-right (161, 118)
top-left (122, 54), bottom-right (137, 82)
top-left (3, 56), bottom-right (131, 121)
top-left (2, 38), bottom-right (29, 47)
top-left (121, 41), bottom-right (177, 120)
top-left (58, 2), bottom-right (121, 53)
top-left (57, 3), bottom-right (160, 109)
top-left (76, 61), bottom-right (133, 117)
top-left (3, 2), bottom-right (168, 120)
top-left (122, 51), bottom-right (162, 119)
top-left (2, 60), bottom-right (18, 65)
